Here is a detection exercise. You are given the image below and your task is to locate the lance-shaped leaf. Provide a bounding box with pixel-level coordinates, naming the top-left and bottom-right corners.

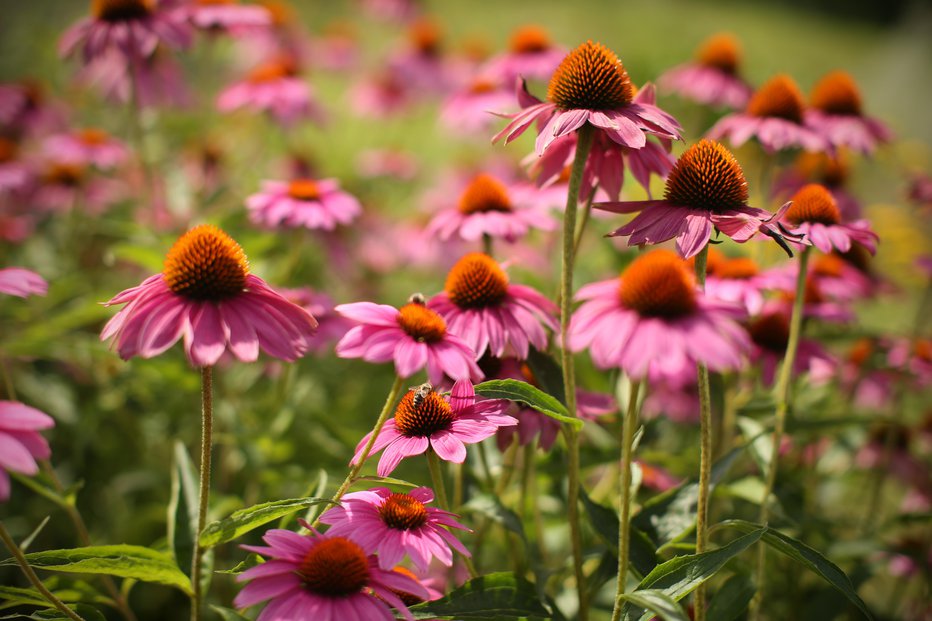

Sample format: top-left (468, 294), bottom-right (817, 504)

top-left (617, 590), bottom-right (689, 621)
top-left (408, 572), bottom-right (550, 620)
top-left (474, 379), bottom-right (581, 430)
top-left (167, 441), bottom-right (198, 576)
top-left (199, 497), bottom-right (330, 548)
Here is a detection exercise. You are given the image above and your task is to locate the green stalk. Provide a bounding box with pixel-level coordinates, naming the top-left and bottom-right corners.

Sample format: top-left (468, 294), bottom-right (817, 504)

top-left (0, 521), bottom-right (86, 621)
top-left (753, 245), bottom-right (811, 619)
top-left (313, 375), bottom-right (405, 527)
top-left (190, 366), bottom-right (213, 621)
top-left (427, 449), bottom-right (478, 578)
top-left (610, 380), bottom-right (642, 621)
top-left (560, 123), bottom-right (595, 621)
top-left (693, 245), bottom-right (713, 621)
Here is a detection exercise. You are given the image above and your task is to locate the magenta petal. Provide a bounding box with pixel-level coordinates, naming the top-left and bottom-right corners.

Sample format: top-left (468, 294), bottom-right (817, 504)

top-left (429, 431), bottom-right (467, 463)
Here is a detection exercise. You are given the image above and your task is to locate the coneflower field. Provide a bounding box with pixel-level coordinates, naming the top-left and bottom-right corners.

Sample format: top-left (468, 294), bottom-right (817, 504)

top-left (1, 1), bottom-right (930, 620)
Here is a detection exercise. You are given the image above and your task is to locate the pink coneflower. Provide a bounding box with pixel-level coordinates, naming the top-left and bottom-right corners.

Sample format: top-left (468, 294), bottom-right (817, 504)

top-left (805, 71), bottom-right (892, 154)
top-left (351, 380), bottom-right (515, 477)
top-left (78, 47), bottom-right (191, 108)
top-left (707, 74), bottom-right (827, 153)
top-left (355, 149), bottom-right (419, 181)
top-left (426, 173), bottom-right (556, 244)
top-left (483, 25), bottom-right (566, 83)
top-left (568, 249), bottom-right (750, 380)
top-left (808, 251), bottom-right (876, 301)
top-left (636, 460), bottom-right (682, 492)
top-left (280, 288), bottom-right (353, 355)
top-left (0, 268), bottom-right (48, 298)
top-left (388, 19), bottom-right (451, 96)
top-left (101, 224), bottom-right (317, 367)
top-left (59, 0), bottom-right (192, 64)
top-left (838, 338), bottom-right (894, 411)
top-left (597, 140), bottom-right (802, 259)
top-left (0, 138), bottom-right (31, 195)
top-left (746, 310), bottom-right (835, 386)
top-left (0, 80), bottom-right (64, 136)
top-left (309, 22), bottom-right (360, 72)
top-left (889, 338), bottom-right (932, 388)
top-left (217, 55), bottom-right (323, 126)
top-left (781, 183), bottom-right (878, 255)
top-left (234, 527), bottom-right (428, 621)
top-left (494, 41), bottom-right (681, 155)
top-left (246, 178), bottom-right (361, 231)
top-left (0, 401), bottom-right (54, 502)
top-left (319, 486), bottom-right (471, 571)
top-left (702, 248), bottom-right (768, 315)
top-left (641, 374), bottom-right (699, 424)
top-left (772, 150), bottom-right (862, 220)
top-left (525, 84), bottom-right (675, 201)
top-left (180, 0), bottom-right (271, 33)
top-left (440, 76), bottom-right (516, 134)
top-left (335, 296), bottom-right (482, 384)
top-left (658, 33), bottom-right (753, 110)
top-left (349, 70), bottom-right (415, 119)
top-left (43, 128), bottom-right (129, 170)
top-left (32, 160), bottom-right (123, 215)
top-left (427, 253), bottom-right (558, 359)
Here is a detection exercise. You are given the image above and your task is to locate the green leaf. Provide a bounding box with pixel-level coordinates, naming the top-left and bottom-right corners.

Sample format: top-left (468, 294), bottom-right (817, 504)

top-left (20, 517), bottom-right (52, 553)
top-left (209, 606), bottom-right (251, 621)
top-left (199, 497), bottom-right (330, 548)
top-left (474, 379), bottom-right (581, 430)
top-left (624, 529), bottom-right (765, 620)
top-left (579, 489), bottom-right (657, 577)
top-left (0, 604), bottom-right (105, 620)
top-left (716, 520), bottom-right (874, 620)
top-left (408, 572), bottom-right (550, 620)
top-left (0, 585), bottom-right (54, 608)
top-left (737, 416), bottom-right (772, 477)
top-left (463, 495), bottom-right (527, 547)
top-left (167, 441), bottom-right (199, 577)
top-left (706, 573), bottom-right (755, 621)
top-left (526, 348), bottom-right (566, 405)
top-left (215, 553), bottom-right (263, 575)
top-left (617, 590), bottom-right (689, 621)
top-left (0, 546), bottom-right (192, 595)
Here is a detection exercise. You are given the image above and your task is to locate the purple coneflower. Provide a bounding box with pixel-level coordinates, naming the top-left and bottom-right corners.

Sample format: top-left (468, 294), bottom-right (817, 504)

top-left (319, 486), bottom-right (471, 571)
top-left (482, 25), bottom-right (566, 83)
top-left (597, 139), bottom-right (802, 259)
top-left (335, 296), bottom-right (482, 384)
top-left (702, 248), bottom-right (768, 315)
top-left (746, 310), bottom-right (836, 386)
top-left (43, 128), bottom-right (129, 170)
top-left (568, 249), bottom-right (750, 380)
top-left (234, 527), bottom-right (428, 621)
top-left (351, 380), bottom-right (515, 476)
top-left (101, 224), bottom-right (317, 366)
top-left (805, 71), bottom-right (892, 155)
top-left (658, 33), bottom-right (753, 110)
top-left (781, 183), bottom-right (878, 255)
top-left (440, 76), bottom-right (516, 134)
top-left (772, 150), bottom-right (862, 220)
top-left (180, 0), bottom-right (271, 33)
top-left (0, 401), bottom-right (54, 502)
top-left (0, 268), bottom-right (47, 298)
top-left (217, 55), bottom-right (323, 126)
top-left (246, 178), bottom-right (361, 231)
top-left (428, 252), bottom-right (558, 359)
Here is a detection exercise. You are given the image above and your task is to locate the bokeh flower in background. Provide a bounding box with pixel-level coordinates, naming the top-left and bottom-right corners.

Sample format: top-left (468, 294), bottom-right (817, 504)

top-left (658, 32), bottom-right (753, 110)
top-left (0, 401), bottom-right (55, 502)
top-left (246, 177), bottom-right (362, 231)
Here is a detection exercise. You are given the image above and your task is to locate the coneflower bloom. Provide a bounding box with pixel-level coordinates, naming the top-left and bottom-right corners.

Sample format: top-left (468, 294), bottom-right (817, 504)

top-left (428, 253), bottom-right (558, 359)
top-left (388, 18), bottom-right (451, 95)
top-left (78, 47), bottom-right (191, 108)
top-left (425, 173), bottom-right (556, 243)
top-left (335, 296), bottom-right (482, 384)
top-left (234, 527), bottom-right (428, 621)
top-left (351, 380), bottom-right (515, 477)
top-left (180, 0), bottom-right (271, 33)
top-left (217, 55), bottom-right (323, 126)
top-left (597, 139), bottom-right (802, 259)
top-left (440, 76), bottom-right (516, 134)
top-left (43, 128), bottom-right (129, 170)
top-left (772, 150), bottom-right (862, 220)
top-left (658, 33), bottom-right (753, 110)
top-left (805, 70), bottom-right (892, 154)
top-left (746, 310), bottom-right (835, 385)
top-left (483, 25), bottom-right (566, 83)
top-left (0, 138), bottom-right (31, 194)
top-left (59, 0), bottom-right (192, 64)
top-left (246, 177), bottom-right (361, 231)
top-left (707, 74), bottom-right (827, 153)
top-left (101, 224), bottom-right (317, 367)
top-left (319, 486), bottom-right (471, 571)
top-left (0, 268), bottom-right (48, 298)
top-left (702, 248), bottom-right (768, 315)
top-left (568, 249), bottom-right (750, 380)
top-left (349, 70), bottom-right (415, 119)
top-left (33, 160), bottom-right (123, 215)
top-left (280, 288), bottom-right (353, 354)
top-left (0, 401), bottom-right (54, 502)
top-left (493, 40), bottom-right (681, 155)
top-left (781, 183), bottom-right (878, 254)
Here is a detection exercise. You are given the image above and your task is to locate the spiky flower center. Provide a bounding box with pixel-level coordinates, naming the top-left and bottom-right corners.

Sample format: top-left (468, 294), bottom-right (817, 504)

top-left (812, 253), bottom-right (846, 278)
top-left (394, 388), bottom-right (455, 437)
top-left (378, 493), bottom-right (429, 530)
top-left (914, 339), bottom-right (932, 363)
top-left (78, 128), bottom-right (110, 146)
top-left (410, 19), bottom-right (441, 56)
top-left (810, 70), bottom-right (862, 116)
top-left (468, 78), bottom-right (498, 95)
top-left (287, 179), bottom-right (320, 201)
top-left (197, 0), bottom-right (238, 6)
top-left (458, 174), bottom-right (513, 215)
top-left (715, 257), bottom-right (759, 280)
top-left (510, 25), bottom-right (551, 53)
top-left (795, 152), bottom-right (848, 187)
top-left (259, 0), bottom-right (292, 26)
top-left (0, 137), bottom-right (18, 163)
top-left (397, 302), bottom-right (447, 343)
top-left (847, 338), bottom-right (873, 367)
top-left (390, 566), bottom-right (426, 606)
top-left (247, 57), bottom-right (297, 83)
top-left (445, 253), bottom-right (509, 309)
top-left (786, 184), bottom-right (841, 225)
top-left (91, 0), bottom-right (153, 21)
top-left (45, 163), bottom-right (85, 186)
top-left (298, 537), bottom-right (370, 597)
top-left (747, 74), bottom-right (805, 123)
top-left (619, 250), bottom-right (697, 319)
top-left (547, 41), bottom-right (634, 111)
top-left (163, 225), bottom-right (249, 301)
top-left (696, 33), bottom-right (741, 74)
top-left (748, 312), bottom-right (790, 353)
top-left (664, 139), bottom-right (749, 212)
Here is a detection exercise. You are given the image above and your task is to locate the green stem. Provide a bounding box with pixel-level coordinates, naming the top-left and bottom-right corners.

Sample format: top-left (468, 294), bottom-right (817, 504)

top-left (0, 521), bottom-right (86, 621)
top-left (482, 233), bottom-right (494, 257)
top-left (610, 380), bottom-right (642, 621)
top-left (427, 450), bottom-right (478, 578)
top-left (0, 357), bottom-right (16, 400)
top-left (693, 246), bottom-right (713, 621)
top-left (572, 190), bottom-right (596, 258)
top-left (190, 366), bottom-right (213, 621)
top-left (753, 245), bottom-right (811, 619)
top-left (560, 123), bottom-right (595, 621)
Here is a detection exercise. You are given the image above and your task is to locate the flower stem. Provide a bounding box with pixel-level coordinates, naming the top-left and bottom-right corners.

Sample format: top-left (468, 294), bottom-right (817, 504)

top-left (190, 366), bottom-right (213, 621)
top-left (0, 521), bottom-right (86, 621)
top-left (560, 123), bottom-right (595, 621)
top-left (693, 245), bottom-right (713, 621)
top-left (427, 449), bottom-right (478, 578)
top-left (572, 190), bottom-right (596, 258)
top-left (313, 375), bottom-right (405, 527)
top-left (483, 233), bottom-right (494, 257)
top-left (610, 380), bottom-right (641, 621)
top-left (753, 245), bottom-right (811, 619)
